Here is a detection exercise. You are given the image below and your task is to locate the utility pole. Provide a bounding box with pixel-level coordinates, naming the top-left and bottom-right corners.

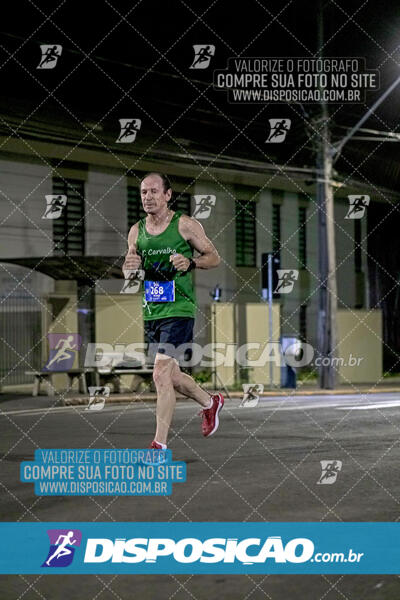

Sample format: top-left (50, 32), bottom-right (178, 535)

top-left (316, 110), bottom-right (337, 388)
top-left (311, 3), bottom-right (400, 388)
top-left (316, 2), bottom-right (337, 389)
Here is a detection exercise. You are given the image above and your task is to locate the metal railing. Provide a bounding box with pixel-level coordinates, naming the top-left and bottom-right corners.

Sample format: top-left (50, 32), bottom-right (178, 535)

top-left (0, 295), bottom-right (42, 386)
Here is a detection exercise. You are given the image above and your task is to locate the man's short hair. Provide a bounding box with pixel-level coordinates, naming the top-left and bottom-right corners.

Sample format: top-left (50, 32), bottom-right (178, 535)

top-left (141, 172), bottom-right (172, 193)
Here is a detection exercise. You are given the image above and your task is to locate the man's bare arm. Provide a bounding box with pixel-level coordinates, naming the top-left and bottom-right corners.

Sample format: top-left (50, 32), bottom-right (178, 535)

top-left (122, 223), bottom-right (141, 274)
top-left (174, 215), bottom-right (220, 270)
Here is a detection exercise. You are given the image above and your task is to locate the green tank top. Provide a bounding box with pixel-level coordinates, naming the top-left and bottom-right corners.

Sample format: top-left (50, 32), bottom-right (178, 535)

top-left (136, 211), bottom-right (197, 321)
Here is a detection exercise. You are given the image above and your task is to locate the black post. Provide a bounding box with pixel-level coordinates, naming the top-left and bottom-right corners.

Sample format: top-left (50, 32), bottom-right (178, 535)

top-left (77, 280), bottom-right (96, 387)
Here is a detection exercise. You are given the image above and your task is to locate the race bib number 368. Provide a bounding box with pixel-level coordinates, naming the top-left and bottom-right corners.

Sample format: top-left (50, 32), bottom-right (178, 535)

top-left (145, 280), bottom-right (175, 302)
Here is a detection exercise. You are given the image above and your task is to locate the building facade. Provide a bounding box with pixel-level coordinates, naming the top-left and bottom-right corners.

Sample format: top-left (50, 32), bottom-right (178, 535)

top-left (0, 146), bottom-right (371, 365)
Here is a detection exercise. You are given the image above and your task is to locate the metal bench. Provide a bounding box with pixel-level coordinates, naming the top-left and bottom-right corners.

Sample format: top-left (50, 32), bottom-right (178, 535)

top-left (25, 369), bottom-right (89, 397)
top-left (98, 368), bottom-right (154, 393)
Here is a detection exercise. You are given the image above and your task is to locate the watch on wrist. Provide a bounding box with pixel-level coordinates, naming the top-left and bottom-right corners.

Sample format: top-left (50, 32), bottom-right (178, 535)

top-left (186, 258), bottom-right (196, 272)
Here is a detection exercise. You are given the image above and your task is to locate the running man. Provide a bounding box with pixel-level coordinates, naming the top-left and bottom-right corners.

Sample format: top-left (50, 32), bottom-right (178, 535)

top-left (123, 173), bottom-right (224, 450)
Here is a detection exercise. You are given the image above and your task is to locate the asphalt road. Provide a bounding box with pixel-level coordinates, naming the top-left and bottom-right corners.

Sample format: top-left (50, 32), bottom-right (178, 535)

top-left (1, 392), bottom-right (400, 599)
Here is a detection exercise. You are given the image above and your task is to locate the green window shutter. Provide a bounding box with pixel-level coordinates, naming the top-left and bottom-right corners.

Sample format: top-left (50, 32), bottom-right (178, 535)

top-left (127, 185), bottom-right (146, 230)
top-left (170, 192), bottom-right (191, 215)
top-left (235, 200), bottom-right (256, 267)
top-left (52, 177), bottom-right (85, 256)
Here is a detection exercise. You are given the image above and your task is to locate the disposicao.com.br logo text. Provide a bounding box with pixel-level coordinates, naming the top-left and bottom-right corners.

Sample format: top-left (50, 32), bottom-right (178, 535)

top-left (83, 536), bottom-right (363, 565)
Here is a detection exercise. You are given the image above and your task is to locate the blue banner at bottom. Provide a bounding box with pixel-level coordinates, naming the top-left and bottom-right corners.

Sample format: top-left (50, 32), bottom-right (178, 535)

top-left (0, 522), bottom-right (399, 574)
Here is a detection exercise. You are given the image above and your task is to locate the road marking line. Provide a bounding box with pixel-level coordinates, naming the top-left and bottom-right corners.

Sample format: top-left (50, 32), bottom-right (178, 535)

top-left (337, 401), bottom-right (400, 410)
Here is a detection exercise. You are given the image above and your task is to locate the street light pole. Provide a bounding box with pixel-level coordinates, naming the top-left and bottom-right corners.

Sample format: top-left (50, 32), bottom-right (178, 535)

top-left (315, 2), bottom-right (338, 389)
top-left (316, 108), bottom-right (338, 389)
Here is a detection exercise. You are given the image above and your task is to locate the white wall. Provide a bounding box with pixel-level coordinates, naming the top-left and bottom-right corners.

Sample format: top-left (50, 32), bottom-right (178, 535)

top-left (335, 198), bottom-right (356, 309)
top-left (0, 159), bottom-right (53, 257)
top-left (85, 169), bottom-right (128, 257)
top-left (192, 180), bottom-right (236, 348)
top-left (0, 159), bottom-right (55, 295)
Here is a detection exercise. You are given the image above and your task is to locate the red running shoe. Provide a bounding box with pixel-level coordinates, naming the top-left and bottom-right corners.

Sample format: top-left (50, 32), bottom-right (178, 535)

top-left (200, 393), bottom-right (224, 437)
top-left (149, 440), bottom-right (167, 450)
top-left (144, 440), bottom-right (167, 465)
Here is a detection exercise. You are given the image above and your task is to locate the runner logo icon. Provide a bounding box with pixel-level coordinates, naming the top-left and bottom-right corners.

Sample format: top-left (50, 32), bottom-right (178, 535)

top-left (317, 460), bottom-right (343, 485)
top-left (274, 270), bottom-right (299, 294)
top-left (43, 333), bottom-right (81, 371)
top-left (190, 45), bottom-right (215, 69)
top-left (266, 119), bottom-right (291, 143)
top-left (345, 195), bottom-right (370, 219)
top-left (240, 384), bottom-right (264, 408)
top-left (86, 386), bottom-right (110, 411)
top-left (116, 119), bottom-right (142, 143)
top-left (192, 195), bottom-right (216, 219)
top-left (42, 529), bottom-right (82, 567)
top-left (121, 269), bottom-right (145, 294)
top-left (37, 45), bottom-right (62, 69)
top-left (42, 195), bottom-right (67, 220)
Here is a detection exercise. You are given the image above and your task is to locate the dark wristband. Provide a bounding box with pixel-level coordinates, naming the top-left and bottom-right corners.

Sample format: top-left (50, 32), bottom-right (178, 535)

top-left (186, 258), bottom-right (196, 272)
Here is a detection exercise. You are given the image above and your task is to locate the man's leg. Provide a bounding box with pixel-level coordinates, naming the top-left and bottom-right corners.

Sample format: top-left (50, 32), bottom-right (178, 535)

top-left (152, 353), bottom-right (177, 445)
top-left (171, 361), bottom-right (224, 437)
top-left (170, 361), bottom-right (211, 408)
top-left (150, 317), bottom-right (223, 444)
top-left (157, 317), bottom-right (211, 408)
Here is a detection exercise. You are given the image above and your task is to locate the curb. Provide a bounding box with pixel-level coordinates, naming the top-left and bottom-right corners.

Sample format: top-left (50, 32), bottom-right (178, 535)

top-left (64, 386), bottom-right (400, 406)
